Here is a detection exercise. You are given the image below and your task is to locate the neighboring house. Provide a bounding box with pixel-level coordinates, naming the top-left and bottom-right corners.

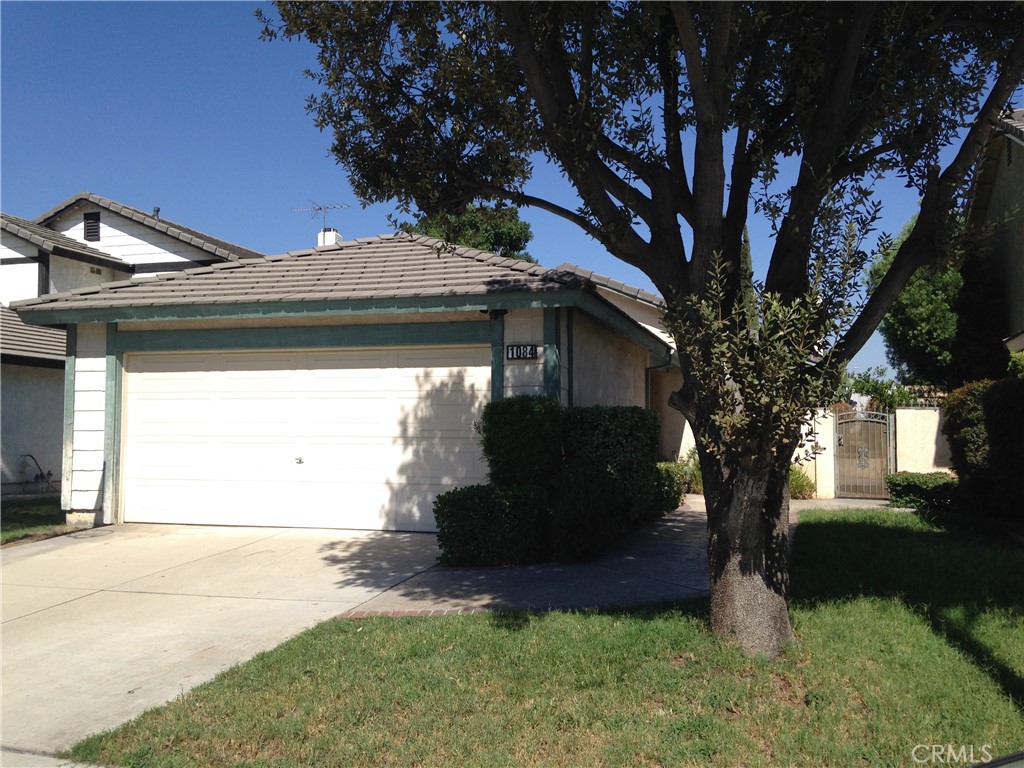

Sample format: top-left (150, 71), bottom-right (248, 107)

top-left (14, 234), bottom-right (676, 532)
top-left (1, 193), bottom-right (264, 495)
top-left (969, 108), bottom-right (1024, 353)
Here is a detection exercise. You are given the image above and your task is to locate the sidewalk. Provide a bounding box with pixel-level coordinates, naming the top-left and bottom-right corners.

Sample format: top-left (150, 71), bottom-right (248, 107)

top-left (344, 495), bottom-right (891, 617)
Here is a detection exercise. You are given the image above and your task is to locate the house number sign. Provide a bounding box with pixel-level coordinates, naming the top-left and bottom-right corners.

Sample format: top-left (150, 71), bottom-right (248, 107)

top-left (506, 344), bottom-right (539, 360)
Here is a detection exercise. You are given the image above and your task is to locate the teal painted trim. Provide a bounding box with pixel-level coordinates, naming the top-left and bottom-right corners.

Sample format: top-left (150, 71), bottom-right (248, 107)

top-left (566, 308), bottom-right (574, 408)
top-left (575, 292), bottom-right (672, 363)
top-left (18, 289), bottom-right (588, 327)
top-left (490, 313), bottom-right (505, 402)
top-left (111, 321), bottom-right (492, 354)
top-left (60, 326), bottom-right (77, 510)
top-left (103, 325), bottom-right (123, 523)
top-left (543, 307), bottom-right (560, 400)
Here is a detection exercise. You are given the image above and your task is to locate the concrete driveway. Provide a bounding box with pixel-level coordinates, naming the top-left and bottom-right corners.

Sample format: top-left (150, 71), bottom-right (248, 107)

top-left (1, 524), bottom-right (441, 756)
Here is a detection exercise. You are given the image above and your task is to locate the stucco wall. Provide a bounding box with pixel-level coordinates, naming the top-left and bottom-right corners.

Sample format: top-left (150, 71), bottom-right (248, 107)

top-left (648, 367), bottom-right (696, 461)
top-left (503, 308), bottom-right (545, 398)
top-left (894, 407), bottom-right (952, 473)
top-left (49, 255), bottom-right (128, 294)
top-left (800, 409), bottom-right (837, 499)
top-left (49, 204), bottom-right (229, 266)
top-left (572, 311), bottom-right (646, 407)
top-left (68, 324), bottom-right (109, 516)
top-left (1, 363), bottom-right (64, 493)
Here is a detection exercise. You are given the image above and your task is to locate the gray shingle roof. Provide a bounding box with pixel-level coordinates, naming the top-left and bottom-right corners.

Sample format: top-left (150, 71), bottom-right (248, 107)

top-left (553, 263), bottom-right (663, 306)
top-left (33, 192), bottom-right (265, 262)
top-left (12, 234), bottom-right (588, 313)
top-left (1, 305), bottom-right (65, 362)
top-left (1, 212), bottom-right (127, 268)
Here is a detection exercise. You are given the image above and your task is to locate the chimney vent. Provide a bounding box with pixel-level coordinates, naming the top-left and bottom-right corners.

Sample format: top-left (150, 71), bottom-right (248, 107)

top-left (318, 227), bottom-right (342, 247)
top-left (152, 206), bottom-right (161, 219)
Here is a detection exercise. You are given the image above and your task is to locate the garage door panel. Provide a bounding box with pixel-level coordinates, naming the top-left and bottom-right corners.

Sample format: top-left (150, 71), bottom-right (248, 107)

top-left (122, 346), bottom-right (489, 530)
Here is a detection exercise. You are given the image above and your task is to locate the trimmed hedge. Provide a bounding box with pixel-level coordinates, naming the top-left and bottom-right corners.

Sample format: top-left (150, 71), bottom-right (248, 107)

top-left (885, 472), bottom-right (957, 518)
top-left (941, 377), bottom-right (1024, 521)
top-left (436, 397), bottom-right (679, 565)
top-left (434, 484), bottom-right (548, 566)
top-left (655, 462), bottom-right (687, 511)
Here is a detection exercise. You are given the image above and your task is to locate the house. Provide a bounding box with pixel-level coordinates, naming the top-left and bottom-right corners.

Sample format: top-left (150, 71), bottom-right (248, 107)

top-left (969, 108), bottom-right (1024, 354)
top-left (14, 233), bottom-right (676, 532)
top-left (1, 193), bottom-right (264, 495)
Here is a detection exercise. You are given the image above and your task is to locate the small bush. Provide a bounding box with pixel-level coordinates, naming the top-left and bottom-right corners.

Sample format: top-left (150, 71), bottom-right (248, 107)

top-left (434, 484), bottom-right (549, 566)
top-left (885, 472), bottom-right (958, 519)
top-left (789, 465), bottom-right (816, 500)
top-left (1009, 351), bottom-right (1024, 380)
top-left (655, 462), bottom-right (686, 511)
top-left (942, 380), bottom-right (993, 492)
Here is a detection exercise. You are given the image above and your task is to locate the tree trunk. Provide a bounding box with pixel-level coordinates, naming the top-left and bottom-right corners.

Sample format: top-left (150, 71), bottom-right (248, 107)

top-left (703, 450), bottom-right (795, 658)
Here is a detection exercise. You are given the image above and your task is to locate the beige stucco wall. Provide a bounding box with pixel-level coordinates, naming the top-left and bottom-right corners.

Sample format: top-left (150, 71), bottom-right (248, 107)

top-left (68, 323), bottom-right (109, 519)
top-left (894, 407), bottom-right (952, 473)
top-left (503, 308), bottom-right (545, 398)
top-left (571, 311), bottom-right (646, 407)
top-left (1, 363), bottom-right (64, 492)
top-left (800, 409), bottom-right (836, 499)
top-left (49, 255), bottom-right (129, 295)
top-left (648, 367), bottom-right (697, 461)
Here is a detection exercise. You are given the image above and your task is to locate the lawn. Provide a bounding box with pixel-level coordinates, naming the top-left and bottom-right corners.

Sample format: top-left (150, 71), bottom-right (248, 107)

top-left (67, 509), bottom-right (1024, 767)
top-left (1, 496), bottom-right (69, 545)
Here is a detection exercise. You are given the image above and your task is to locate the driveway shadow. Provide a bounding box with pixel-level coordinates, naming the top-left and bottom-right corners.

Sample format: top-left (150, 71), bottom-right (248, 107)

top-left (318, 508), bottom-right (710, 615)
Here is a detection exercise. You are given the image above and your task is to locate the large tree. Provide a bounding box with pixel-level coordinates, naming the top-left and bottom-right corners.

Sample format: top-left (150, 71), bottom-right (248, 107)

top-left (260, 2), bottom-right (1024, 657)
top-left (405, 203), bottom-right (536, 262)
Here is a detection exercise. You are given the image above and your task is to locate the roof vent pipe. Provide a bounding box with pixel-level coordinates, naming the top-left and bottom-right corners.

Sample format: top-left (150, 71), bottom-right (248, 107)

top-left (318, 227), bottom-right (342, 247)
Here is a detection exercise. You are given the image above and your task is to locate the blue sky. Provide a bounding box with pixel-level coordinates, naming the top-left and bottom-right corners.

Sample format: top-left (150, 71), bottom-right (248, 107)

top-left (1, 1), bottom-right (908, 371)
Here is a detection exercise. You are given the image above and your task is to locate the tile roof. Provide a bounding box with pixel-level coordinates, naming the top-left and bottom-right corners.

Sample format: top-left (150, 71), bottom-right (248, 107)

top-left (1, 305), bottom-right (66, 362)
top-left (552, 263), bottom-right (663, 306)
top-left (33, 192), bottom-right (265, 262)
top-left (12, 234), bottom-right (589, 313)
top-left (998, 108), bottom-right (1024, 144)
top-left (1, 212), bottom-right (127, 267)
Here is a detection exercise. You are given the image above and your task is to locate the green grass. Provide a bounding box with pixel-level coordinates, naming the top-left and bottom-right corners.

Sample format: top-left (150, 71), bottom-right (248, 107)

top-left (1, 496), bottom-right (68, 544)
top-left (67, 509), bottom-right (1024, 767)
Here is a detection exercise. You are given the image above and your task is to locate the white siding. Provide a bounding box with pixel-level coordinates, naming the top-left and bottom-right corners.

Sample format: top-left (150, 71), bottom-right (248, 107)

top-left (69, 324), bottom-right (108, 515)
top-left (48, 204), bottom-right (227, 267)
top-left (1, 232), bottom-right (42, 304)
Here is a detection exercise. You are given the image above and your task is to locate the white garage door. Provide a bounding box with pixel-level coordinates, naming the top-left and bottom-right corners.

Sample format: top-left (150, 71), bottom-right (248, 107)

top-left (121, 346), bottom-right (491, 531)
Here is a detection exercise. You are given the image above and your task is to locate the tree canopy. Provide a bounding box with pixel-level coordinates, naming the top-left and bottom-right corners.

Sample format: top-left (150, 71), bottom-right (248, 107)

top-left (260, 1), bottom-right (1024, 657)
top-left (403, 203), bottom-right (536, 262)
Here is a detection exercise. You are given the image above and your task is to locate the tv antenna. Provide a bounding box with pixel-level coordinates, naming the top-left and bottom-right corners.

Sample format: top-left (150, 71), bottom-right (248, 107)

top-left (292, 200), bottom-right (350, 230)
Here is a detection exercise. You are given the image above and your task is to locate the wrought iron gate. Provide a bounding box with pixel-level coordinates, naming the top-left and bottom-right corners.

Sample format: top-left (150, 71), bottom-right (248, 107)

top-left (835, 411), bottom-right (894, 499)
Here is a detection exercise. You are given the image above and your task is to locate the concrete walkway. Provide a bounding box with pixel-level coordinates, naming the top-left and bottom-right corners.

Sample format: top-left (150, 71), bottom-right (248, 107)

top-left (1, 496), bottom-right (888, 767)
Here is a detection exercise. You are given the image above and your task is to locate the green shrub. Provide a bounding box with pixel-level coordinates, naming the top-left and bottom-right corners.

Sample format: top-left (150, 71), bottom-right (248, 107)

top-left (982, 377), bottom-right (1024, 520)
top-left (942, 380), bottom-right (993, 493)
top-left (680, 447), bottom-right (703, 494)
top-left (1009, 351), bottom-right (1024, 380)
top-left (885, 472), bottom-right (958, 518)
top-left (437, 398), bottom-right (675, 564)
top-left (561, 405), bottom-right (663, 525)
top-left (477, 395), bottom-right (563, 488)
top-left (655, 462), bottom-right (686, 511)
top-left (434, 484), bottom-right (549, 566)
top-left (789, 464), bottom-right (816, 500)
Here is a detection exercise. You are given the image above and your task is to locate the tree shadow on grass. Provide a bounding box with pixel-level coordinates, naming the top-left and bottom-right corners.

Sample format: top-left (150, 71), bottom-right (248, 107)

top-left (789, 512), bottom-right (1024, 712)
